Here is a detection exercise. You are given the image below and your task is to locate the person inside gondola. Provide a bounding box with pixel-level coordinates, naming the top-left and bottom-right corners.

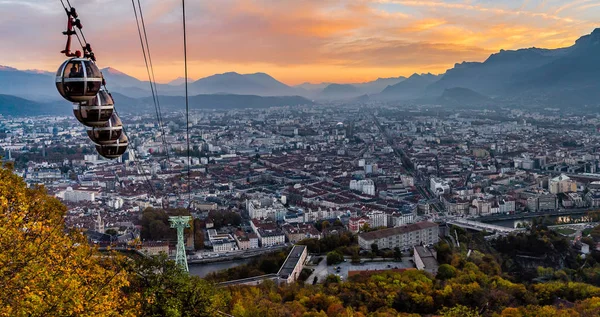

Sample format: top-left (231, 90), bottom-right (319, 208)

top-left (68, 63), bottom-right (83, 78)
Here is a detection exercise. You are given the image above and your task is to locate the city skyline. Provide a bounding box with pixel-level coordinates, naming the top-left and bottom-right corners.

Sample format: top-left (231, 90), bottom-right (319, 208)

top-left (0, 0), bottom-right (598, 85)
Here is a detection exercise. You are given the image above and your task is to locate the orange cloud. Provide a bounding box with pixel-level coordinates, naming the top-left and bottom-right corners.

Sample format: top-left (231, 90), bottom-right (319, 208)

top-left (0, 0), bottom-right (597, 85)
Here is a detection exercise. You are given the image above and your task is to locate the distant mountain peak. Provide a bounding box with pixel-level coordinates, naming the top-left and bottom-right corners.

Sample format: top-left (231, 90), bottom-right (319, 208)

top-left (167, 76), bottom-right (195, 85)
top-left (408, 72), bottom-right (437, 79)
top-left (24, 69), bottom-right (52, 75)
top-left (575, 28), bottom-right (600, 47)
top-left (101, 67), bottom-right (128, 75)
top-left (0, 65), bottom-right (18, 71)
top-left (373, 76), bottom-right (406, 82)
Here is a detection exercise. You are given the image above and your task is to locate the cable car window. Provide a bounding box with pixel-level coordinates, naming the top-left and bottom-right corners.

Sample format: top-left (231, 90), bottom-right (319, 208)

top-left (67, 82), bottom-right (85, 95)
top-left (87, 81), bottom-right (101, 94)
top-left (99, 109), bottom-right (112, 120)
top-left (66, 62), bottom-right (84, 78)
top-left (84, 61), bottom-right (101, 78)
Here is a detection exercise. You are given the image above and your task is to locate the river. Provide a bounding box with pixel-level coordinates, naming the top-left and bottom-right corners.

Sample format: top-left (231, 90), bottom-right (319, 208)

top-left (188, 258), bottom-right (251, 278)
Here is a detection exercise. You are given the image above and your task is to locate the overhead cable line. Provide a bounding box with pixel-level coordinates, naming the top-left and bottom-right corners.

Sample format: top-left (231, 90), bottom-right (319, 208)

top-left (58, 0), bottom-right (156, 197)
top-left (131, 0), bottom-right (171, 166)
top-left (182, 0), bottom-right (192, 206)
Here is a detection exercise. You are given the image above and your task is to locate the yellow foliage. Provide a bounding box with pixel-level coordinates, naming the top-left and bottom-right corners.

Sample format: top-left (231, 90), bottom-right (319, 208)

top-left (0, 165), bottom-right (137, 316)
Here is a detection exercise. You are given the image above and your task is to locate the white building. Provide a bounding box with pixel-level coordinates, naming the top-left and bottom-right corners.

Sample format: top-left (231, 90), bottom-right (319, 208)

top-left (246, 198), bottom-right (287, 220)
top-left (350, 179), bottom-right (375, 196)
top-left (390, 211), bottom-right (415, 227)
top-left (107, 197), bottom-right (124, 209)
top-left (358, 221), bottom-right (439, 251)
top-left (63, 186), bottom-right (98, 202)
top-left (84, 154), bottom-right (98, 162)
top-left (213, 240), bottom-right (237, 253)
top-left (258, 230), bottom-right (286, 247)
top-left (277, 245), bottom-right (308, 284)
top-left (250, 219), bottom-right (286, 247)
top-left (499, 199), bottom-right (516, 214)
top-left (207, 229), bottom-right (238, 253)
top-left (366, 210), bottom-right (387, 228)
top-left (430, 177), bottom-right (450, 196)
top-left (234, 231), bottom-right (259, 250)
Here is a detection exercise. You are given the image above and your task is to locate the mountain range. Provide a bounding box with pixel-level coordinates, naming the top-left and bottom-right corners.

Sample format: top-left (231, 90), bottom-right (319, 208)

top-left (302, 76), bottom-right (407, 99)
top-left (109, 93), bottom-right (313, 114)
top-left (1, 27), bottom-right (600, 114)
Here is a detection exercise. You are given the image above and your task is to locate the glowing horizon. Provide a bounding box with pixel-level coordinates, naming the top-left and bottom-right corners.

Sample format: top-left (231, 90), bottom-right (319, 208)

top-left (0, 0), bottom-right (597, 85)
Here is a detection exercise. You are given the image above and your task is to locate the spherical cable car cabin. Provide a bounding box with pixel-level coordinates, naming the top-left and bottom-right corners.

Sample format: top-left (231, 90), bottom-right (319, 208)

top-left (95, 132), bottom-right (129, 159)
top-left (56, 57), bottom-right (103, 102)
top-left (73, 88), bottom-right (114, 127)
top-left (86, 112), bottom-right (123, 145)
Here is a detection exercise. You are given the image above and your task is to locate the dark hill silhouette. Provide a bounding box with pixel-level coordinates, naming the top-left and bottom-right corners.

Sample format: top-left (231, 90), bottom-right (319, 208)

top-left (380, 73), bottom-right (440, 99)
top-left (111, 92), bottom-right (313, 114)
top-left (0, 94), bottom-right (69, 116)
top-left (437, 87), bottom-right (493, 108)
top-left (320, 84), bottom-right (360, 99)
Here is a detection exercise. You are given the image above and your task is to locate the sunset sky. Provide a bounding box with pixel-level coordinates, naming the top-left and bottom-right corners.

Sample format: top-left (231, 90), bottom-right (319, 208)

top-left (0, 0), bottom-right (598, 85)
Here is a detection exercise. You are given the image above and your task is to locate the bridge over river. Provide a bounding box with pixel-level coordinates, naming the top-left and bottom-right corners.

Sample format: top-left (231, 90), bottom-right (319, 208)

top-left (446, 218), bottom-right (525, 234)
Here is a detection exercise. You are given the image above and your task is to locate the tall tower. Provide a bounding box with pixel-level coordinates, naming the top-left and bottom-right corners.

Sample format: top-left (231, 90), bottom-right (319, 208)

top-left (169, 216), bottom-right (191, 272)
top-left (95, 212), bottom-right (104, 234)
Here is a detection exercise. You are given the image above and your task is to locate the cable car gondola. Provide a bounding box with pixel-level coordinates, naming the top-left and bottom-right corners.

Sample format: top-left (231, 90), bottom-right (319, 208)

top-left (95, 132), bottom-right (129, 159)
top-left (73, 88), bottom-right (114, 127)
top-left (86, 112), bottom-right (123, 145)
top-left (56, 57), bottom-right (103, 102)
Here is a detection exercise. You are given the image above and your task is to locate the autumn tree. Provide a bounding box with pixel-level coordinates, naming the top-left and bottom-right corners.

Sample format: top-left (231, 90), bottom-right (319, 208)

top-left (0, 164), bottom-right (137, 316)
top-left (439, 305), bottom-right (481, 317)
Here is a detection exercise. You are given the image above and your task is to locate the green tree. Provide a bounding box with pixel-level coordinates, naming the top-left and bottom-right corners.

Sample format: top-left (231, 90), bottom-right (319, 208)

top-left (126, 254), bottom-right (226, 316)
top-left (351, 253), bottom-right (361, 264)
top-left (394, 247), bottom-right (402, 260)
top-left (105, 228), bottom-right (118, 236)
top-left (437, 264), bottom-right (457, 280)
top-left (383, 250), bottom-right (394, 260)
top-left (435, 242), bottom-right (453, 264)
top-left (371, 243), bottom-right (379, 256)
top-left (327, 251), bottom-right (344, 265)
